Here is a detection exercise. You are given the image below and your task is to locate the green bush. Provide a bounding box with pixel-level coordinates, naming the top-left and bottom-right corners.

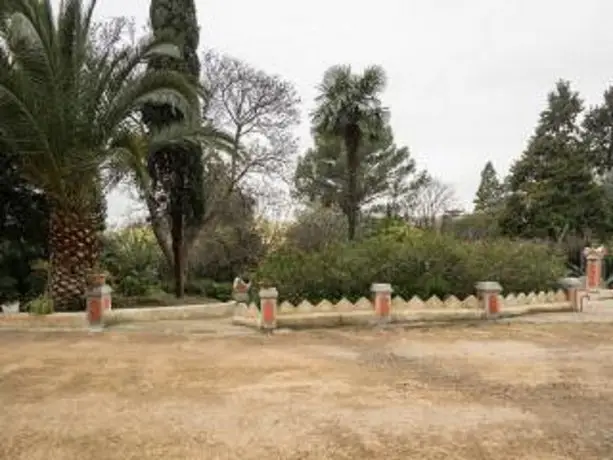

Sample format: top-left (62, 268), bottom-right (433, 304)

top-left (284, 205), bottom-right (349, 251)
top-left (101, 227), bottom-right (164, 297)
top-left (184, 278), bottom-right (215, 296)
top-left (0, 241), bottom-right (47, 304)
top-left (184, 278), bottom-right (233, 301)
top-left (256, 228), bottom-right (566, 304)
top-left (27, 295), bottom-right (54, 315)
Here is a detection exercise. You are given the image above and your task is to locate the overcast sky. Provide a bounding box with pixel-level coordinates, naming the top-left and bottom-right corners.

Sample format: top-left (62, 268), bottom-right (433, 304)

top-left (78, 0), bottom-right (613, 225)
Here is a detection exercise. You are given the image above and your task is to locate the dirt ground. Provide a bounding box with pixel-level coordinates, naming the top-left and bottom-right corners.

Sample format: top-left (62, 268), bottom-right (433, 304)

top-left (2, 322), bottom-right (613, 460)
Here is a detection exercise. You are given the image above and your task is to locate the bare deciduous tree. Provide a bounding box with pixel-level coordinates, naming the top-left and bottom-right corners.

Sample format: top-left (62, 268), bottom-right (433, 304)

top-left (407, 177), bottom-right (457, 230)
top-left (184, 50), bottom-right (301, 245)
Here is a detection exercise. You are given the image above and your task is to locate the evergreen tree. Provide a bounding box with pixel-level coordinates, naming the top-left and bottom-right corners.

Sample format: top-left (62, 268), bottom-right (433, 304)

top-left (310, 65), bottom-right (389, 240)
top-left (583, 85), bottom-right (613, 174)
top-left (500, 80), bottom-right (611, 240)
top-left (473, 161), bottom-right (502, 213)
top-left (143, 0), bottom-right (204, 297)
top-left (294, 125), bottom-right (425, 228)
top-left (0, 149), bottom-right (49, 304)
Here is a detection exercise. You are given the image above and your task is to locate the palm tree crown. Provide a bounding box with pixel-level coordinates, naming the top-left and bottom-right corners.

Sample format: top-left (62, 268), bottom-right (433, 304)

top-left (0, 0), bottom-right (200, 212)
top-left (0, 0), bottom-right (202, 309)
top-left (311, 65), bottom-right (389, 148)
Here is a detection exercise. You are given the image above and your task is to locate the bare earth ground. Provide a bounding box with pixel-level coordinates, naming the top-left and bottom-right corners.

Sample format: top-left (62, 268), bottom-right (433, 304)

top-left (2, 312), bottom-right (613, 459)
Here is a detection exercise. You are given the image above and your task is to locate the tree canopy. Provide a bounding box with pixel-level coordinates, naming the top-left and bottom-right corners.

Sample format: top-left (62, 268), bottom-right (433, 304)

top-left (500, 80), bottom-right (611, 241)
top-left (473, 161), bottom-right (503, 214)
top-left (0, 0), bottom-right (201, 308)
top-left (310, 64), bottom-right (389, 239)
top-left (144, 0), bottom-right (205, 297)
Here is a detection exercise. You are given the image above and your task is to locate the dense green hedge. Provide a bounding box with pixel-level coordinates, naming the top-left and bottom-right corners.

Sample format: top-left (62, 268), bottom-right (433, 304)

top-left (256, 228), bottom-right (566, 304)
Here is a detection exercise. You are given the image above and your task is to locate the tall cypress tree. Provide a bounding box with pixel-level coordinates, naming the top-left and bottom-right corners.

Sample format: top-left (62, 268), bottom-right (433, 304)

top-left (143, 0), bottom-right (204, 297)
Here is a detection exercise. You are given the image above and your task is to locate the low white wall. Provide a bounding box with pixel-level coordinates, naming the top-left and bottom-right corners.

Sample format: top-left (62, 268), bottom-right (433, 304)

top-left (104, 302), bottom-right (237, 324)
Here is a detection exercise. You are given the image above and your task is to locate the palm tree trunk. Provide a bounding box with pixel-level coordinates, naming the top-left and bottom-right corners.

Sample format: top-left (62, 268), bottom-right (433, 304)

top-left (48, 208), bottom-right (101, 311)
top-left (345, 128), bottom-right (360, 241)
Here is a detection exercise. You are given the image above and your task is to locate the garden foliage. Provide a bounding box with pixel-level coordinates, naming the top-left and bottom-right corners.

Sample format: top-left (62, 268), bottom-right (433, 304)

top-left (256, 224), bottom-right (566, 304)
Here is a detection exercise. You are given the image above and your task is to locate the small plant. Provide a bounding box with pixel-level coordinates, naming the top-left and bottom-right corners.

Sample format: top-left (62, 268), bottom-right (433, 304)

top-left (28, 259), bottom-right (54, 314)
top-left (27, 295), bottom-right (54, 315)
top-left (101, 228), bottom-right (164, 296)
top-left (566, 262), bottom-right (583, 278)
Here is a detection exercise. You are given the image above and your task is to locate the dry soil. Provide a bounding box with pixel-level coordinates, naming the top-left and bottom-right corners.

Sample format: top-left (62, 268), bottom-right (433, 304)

top-left (2, 322), bottom-right (613, 459)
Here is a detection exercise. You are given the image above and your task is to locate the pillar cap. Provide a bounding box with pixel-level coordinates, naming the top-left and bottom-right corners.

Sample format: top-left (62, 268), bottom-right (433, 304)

top-left (583, 246), bottom-right (606, 259)
top-left (371, 283), bottom-right (393, 293)
top-left (558, 277), bottom-right (582, 288)
top-left (86, 285), bottom-right (112, 296)
top-left (475, 281), bottom-right (502, 292)
top-left (259, 287), bottom-right (278, 298)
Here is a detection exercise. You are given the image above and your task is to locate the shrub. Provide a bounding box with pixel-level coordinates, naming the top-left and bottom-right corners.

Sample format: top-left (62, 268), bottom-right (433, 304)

top-left (442, 212), bottom-right (501, 240)
top-left (27, 295), bottom-right (54, 315)
top-left (184, 278), bottom-right (233, 301)
top-left (188, 223), bottom-right (264, 283)
top-left (101, 226), bottom-right (164, 296)
top-left (256, 228), bottom-right (566, 304)
top-left (284, 206), bottom-right (349, 251)
top-left (0, 241), bottom-right (46, 304)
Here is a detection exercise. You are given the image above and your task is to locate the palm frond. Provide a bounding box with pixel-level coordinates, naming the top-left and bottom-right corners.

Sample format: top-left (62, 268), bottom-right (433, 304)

top-left (0, 0), bottom-right (201, 211)
top-left (105, 122), bottom-right (235, 194)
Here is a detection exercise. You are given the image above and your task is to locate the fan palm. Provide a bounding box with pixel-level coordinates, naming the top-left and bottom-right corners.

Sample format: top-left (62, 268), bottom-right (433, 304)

top-left (0, 0), bottom-right (201, 309)
top-left (311, 65), bottom-right (389, 240)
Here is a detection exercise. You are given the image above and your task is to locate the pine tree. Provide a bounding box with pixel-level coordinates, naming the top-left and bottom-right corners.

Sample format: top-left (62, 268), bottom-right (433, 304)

top-left (500, 80), bottom-right (610, 240)
top-left (473, 161), bottom-right (502, 213)
top-left (143, 0), bottom-right (204, 297)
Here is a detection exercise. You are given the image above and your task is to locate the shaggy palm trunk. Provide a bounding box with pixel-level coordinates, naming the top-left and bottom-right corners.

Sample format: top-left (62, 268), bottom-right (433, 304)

top-left (345, 128), bottom-right (360, 241)
top-left (48, 209), bottom-right (100, 311)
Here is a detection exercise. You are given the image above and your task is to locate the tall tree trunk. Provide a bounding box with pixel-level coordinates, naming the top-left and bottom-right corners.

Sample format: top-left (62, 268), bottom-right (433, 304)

top-left (48, 208), bottom-right (100, 311)
top-left (171, 171), bottom-right (186, 298)
top-left (171, 212), bottom-right (185, 298)
top-left (144, 191), bottom-right (173, 265)
top-left (345, 127), bottom-right (360, 240)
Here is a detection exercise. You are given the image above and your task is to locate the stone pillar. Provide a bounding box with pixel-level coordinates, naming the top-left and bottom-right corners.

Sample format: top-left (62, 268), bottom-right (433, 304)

top-left (559, 277), bottom-right (586, 312)
top-left (583, 246), bottom-right (606, 291)
top-left (475, 281), bottom-right (502, 318)
top-left (86, 277), bottom-right (112, 329)
top-left (371, 283), bottom-right (393, 322)
top-left (259, 287), bottom-right (278, 331)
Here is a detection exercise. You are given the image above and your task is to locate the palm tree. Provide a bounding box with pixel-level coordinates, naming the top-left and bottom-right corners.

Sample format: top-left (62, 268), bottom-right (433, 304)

top-left (311, 65), bottom-right (389, 240)
top-left (0, 0), bottom-right (201, 309)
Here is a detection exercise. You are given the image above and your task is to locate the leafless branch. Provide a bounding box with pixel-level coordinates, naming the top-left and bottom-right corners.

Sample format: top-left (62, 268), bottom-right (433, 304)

top-left (201, 49), bottom-right (301, 186)
top-left (406, 177), bottom-right (457, 229)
